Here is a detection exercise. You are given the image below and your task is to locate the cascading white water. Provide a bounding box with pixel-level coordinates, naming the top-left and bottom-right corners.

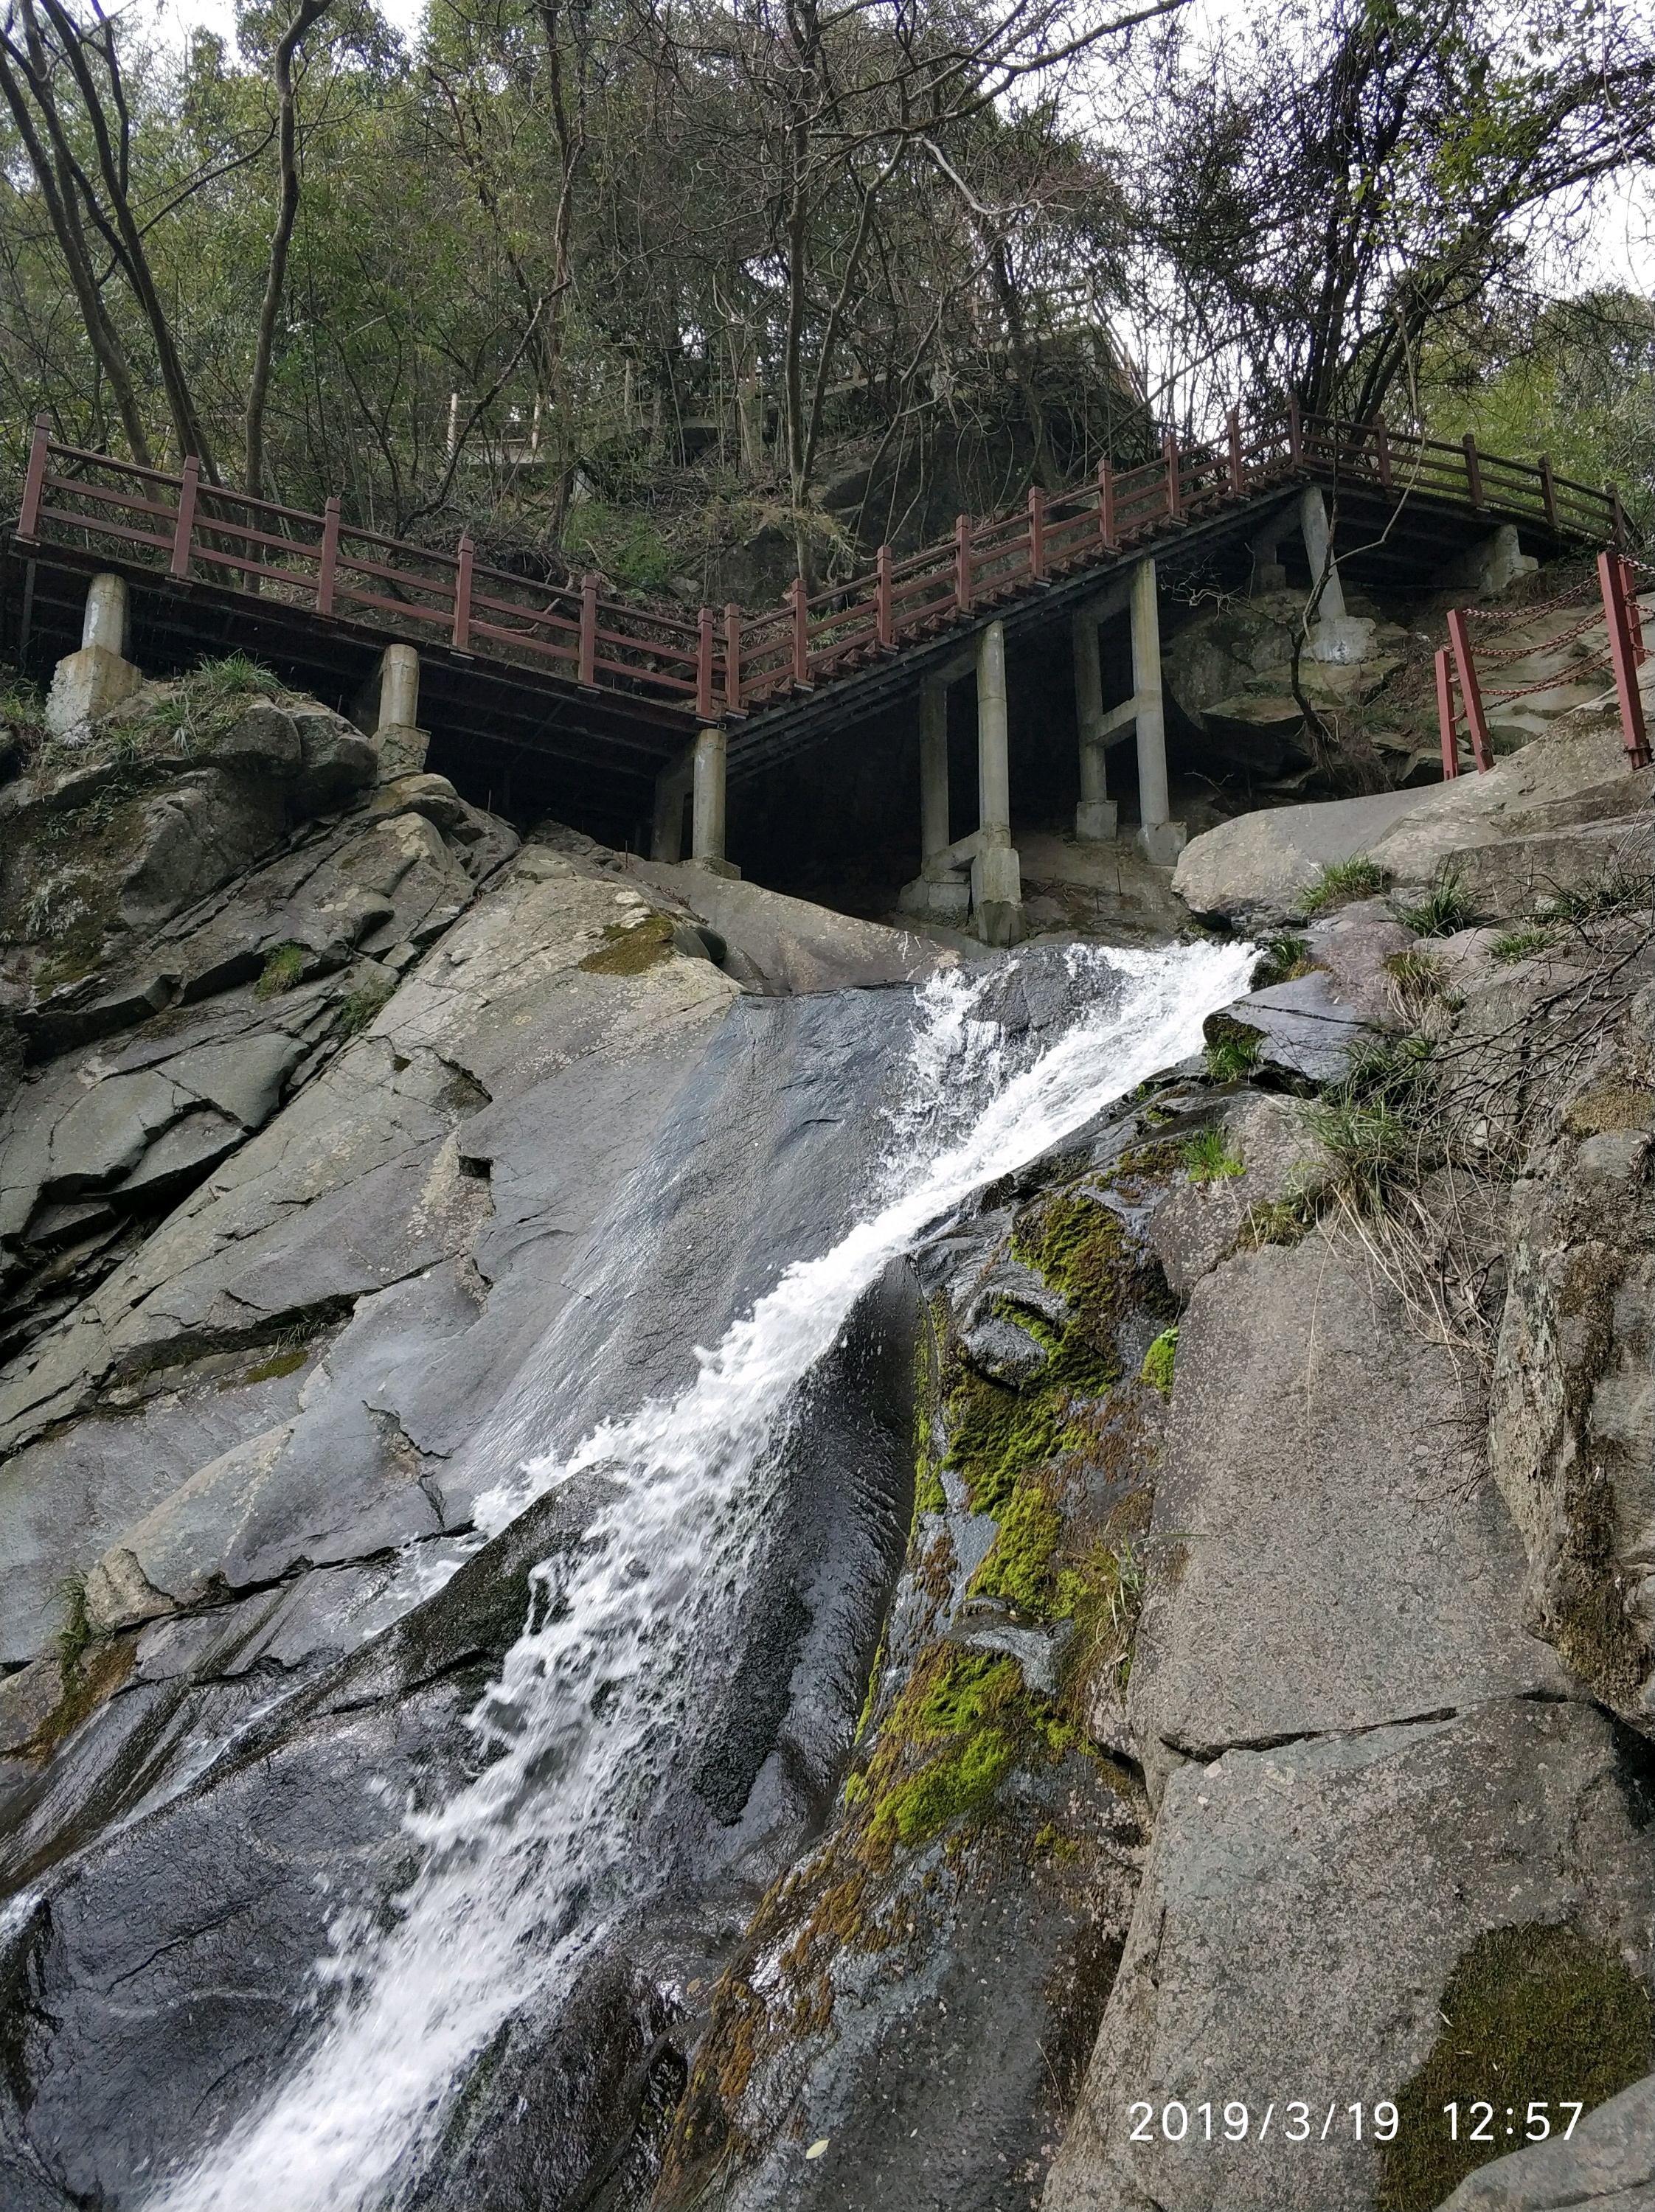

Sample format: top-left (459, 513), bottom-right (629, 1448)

top-left (153, 939), bottom-right (1253, 2212)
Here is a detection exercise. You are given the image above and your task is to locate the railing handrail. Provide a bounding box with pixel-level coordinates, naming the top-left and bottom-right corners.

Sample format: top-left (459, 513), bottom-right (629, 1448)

top-left (13, 402), bottom-right (1625, 727)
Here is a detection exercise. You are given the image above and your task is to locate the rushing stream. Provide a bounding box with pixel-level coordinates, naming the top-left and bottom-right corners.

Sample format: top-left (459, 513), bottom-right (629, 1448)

top-left (152, 939), bottom-right (1252, 2212)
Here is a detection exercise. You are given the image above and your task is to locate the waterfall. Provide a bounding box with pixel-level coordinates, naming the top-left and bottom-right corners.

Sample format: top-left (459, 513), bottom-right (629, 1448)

top-left (151, 939), bottom-right (1252, 2212)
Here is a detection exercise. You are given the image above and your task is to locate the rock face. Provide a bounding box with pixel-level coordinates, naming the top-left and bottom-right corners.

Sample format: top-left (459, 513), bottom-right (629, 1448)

top-left (1173, 717), bottom-right (1652, 929)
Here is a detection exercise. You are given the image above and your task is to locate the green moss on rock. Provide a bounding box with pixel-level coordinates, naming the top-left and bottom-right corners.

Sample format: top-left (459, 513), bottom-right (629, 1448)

top-left (1141, 1327), bottom-right (1178, 1396)
top-left (1378, 1921), bottom-right (1652, 2212)
top-left (578, 912), bottom-right (675, 974)
top-left (968, 1481), bottom-right (1064, 1611)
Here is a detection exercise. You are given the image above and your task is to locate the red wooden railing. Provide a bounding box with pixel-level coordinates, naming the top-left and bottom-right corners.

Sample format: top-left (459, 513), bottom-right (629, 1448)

top-left (1435, 552), bottom-right (1650, 776)
top-left (13, 407), bottom-right (1626, 728)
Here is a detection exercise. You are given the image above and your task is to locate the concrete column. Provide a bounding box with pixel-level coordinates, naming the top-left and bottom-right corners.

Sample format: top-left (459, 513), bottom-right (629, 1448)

top-left (898, 675), bottom-right (971, 925)
top-left (378, 643), bottom-right (421, 731)
top-left (690, 725), bottom-right (738, 874)
top-left (651, 751), bottom-right (690, 862)
top-left (1299, 486), bottom-right (1375, 665)
top-left (82, 571), bottom-right (128, 655)
top-left (971, 619), bottom-right (1024, 947)
top-left (1072, 611), bottom-right (1117, 841)
top-left (1128, 558), bottom-right (1185, 866)
top-left (919, 676), bottom-right (950, 866)
top-left (45, 571), bottom-right (142, 735)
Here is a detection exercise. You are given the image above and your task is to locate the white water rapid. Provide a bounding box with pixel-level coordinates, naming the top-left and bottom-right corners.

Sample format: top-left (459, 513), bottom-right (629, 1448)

top-left (153, 939), bottom-right (1253, 2212)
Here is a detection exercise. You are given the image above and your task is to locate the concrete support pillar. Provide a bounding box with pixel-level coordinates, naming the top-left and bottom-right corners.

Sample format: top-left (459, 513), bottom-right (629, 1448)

top-left (971, 619), bottom-right (1024, 947)
top-left (690, 725), bottom-right (739, 874)
top-left (378, 643), bottom-right (421, 731)
top-left (1246, 515), bottom-right (1291, 594)
top-left (1128, 559), bottom-right (1185, 867)
top-left (1072, 611), bottom-right (1117, 841)
top-left (898, 675), bottom-right (971, 925)
top-left (1300, 486), bottom-right (1375, 665)
top-left (45, 571), bottom-right (142, 736)
top-left (919, 676), bottom-right (951, 868)
top-left (651, 749), bottom-right (692, 862)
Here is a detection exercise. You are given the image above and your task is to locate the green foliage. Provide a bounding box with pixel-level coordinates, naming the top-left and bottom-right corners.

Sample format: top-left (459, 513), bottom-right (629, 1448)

top-left (1392, 869), bottom-right (1475, 936)
top-left (255, 942), bottom-right (308, 997)
top-left (968, 1483), bottom-right (1064, 1611)
top-left (1204, 1026), bottom-right (1263, 1085)
top-left (1379, 1923), bottom-right (1651, 2211)
top-left (565, 501), bottom-right (679, 594)
top-left (1305, 1037), bottom-right (1439, 1210)
top-left (336, 975), bottom-right (398, 1036)
top-left (195, 652), bottom-right (279, 698)
top-left (1491, 925), bottom-right (1555, 962)
top-left (1140, 1327), bottom-right (1178, 1395)
top-left (1182, 1127), bottom-right (1243, 1181)
top-left (1251, 933), bottom-right (1316, 988)
top-left (1297, 856), bottom-right (1390, 916)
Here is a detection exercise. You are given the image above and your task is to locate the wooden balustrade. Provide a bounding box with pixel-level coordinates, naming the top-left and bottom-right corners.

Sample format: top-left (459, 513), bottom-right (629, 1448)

top-left (12, 402), bottom-right (1625, 726)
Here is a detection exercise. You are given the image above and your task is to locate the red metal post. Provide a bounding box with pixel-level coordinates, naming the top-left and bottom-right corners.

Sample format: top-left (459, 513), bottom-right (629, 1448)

top-left (1286, 396), bottom-right (1302, 466)
top-left (1446, 606), bottom-right (1492, 771)
top-left (1434, 647), bottom-right (1460, 779)
top-left (1164, 428), bottom-right (1181, 518)
top-left (724, 602), bottom-right (743, 712)
top-left (579, 573), bottom-right (598, 687)
top-left (1598, 550), bottom-right (1651, 769)
top-left (1027, 485), bottom-right (1046, 580)
top-left (1226, 408), bottom-right (1243, 495)
top-left (1538, 455), bottom-right (1559, 532)
top-left (791, 573), bottom-right (810, 686)
top-left (1621, 555), bottom-right (1648, 667)
top-left (1463, 433), bottom-right (1485, 510)
top-left (18, 414), bottom-right (50, 541)
top-left (954, 514), bottom-right (972, 613)
top-left (317, 496), bottom-right (340, 616)
top-left (1097, 460), bottom-right (1117, 551)
top-left (1375, 420), bottom-right (1392, 492)
top-left (696, 605), bottom-right (715, 720)
top-left (170, 454), bottom-right (200, 580)
top-left (876, 543), bottom-right (893, 647)
top-left (451, 531), bottom-right (473, 650)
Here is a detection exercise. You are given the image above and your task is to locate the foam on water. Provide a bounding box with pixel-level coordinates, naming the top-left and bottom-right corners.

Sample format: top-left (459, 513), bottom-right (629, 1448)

top-left (152, 938), bottom-right (1252, 2212)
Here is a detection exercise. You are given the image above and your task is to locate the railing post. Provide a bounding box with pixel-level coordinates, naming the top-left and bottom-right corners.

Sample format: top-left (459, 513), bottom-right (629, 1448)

top-left (1538, 454), bottom-right (1559, 532)
top-left (18, 414), bottom-right (50, 541)
top-left (1463, 433), bottom-right (1485, 511)
top-left (1163, 429), bottom-right (1181, 518)
top-left (317, 496), bottom-right (340, 616)
top-left (1622, 554), bottom-right (1648, 667)
top-left (954, 514), bottom-right (973, 613)
top-left (1375, 420), bottom-right (1392, 492)
top-left (1226, 408), bottom-right (1243, 495)
top-left (695, 605), bottom-right (716, 720)
top-left (170, 454), bottom-right (200, 580)
top-left (1027, 485), bottom-right (1046, 580)
top-left (791, 573), bottom-right (810, 686)
top-left (1286, 395), bottom-right (1302, 466)
top-left (1598, 550), bottom-right (1651, 770)
top-left (451, 530), bottom-right (473, 650)
top-left (876, 542), bottom-right (893, 647)
top-left (1097, 461), bottom-right (1117, 552)
top-left (579, 572), bottom-right (598, 688)
top-left (1608, 483), bottom-right (1627, 549)
top-left (1446, 606), bottom-right (1491, 771)
top-left (1434, 648), bottom-right (1460, 779)
top-left (724, 602), bottom-right (743, 712)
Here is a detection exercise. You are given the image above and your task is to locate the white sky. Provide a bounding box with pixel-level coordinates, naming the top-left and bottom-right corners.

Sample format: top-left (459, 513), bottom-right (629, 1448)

top-left (140, 0), bottom-right (1652, 295)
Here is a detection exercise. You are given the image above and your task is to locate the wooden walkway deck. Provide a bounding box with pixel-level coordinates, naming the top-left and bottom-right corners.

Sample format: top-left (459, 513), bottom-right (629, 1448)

top-left (2, 406), bottom-right (1625, 841)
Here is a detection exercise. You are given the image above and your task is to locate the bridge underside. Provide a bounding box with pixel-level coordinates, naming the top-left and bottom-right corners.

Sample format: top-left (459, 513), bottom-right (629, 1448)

top-left (1, 479), bottom-right (1587, 850)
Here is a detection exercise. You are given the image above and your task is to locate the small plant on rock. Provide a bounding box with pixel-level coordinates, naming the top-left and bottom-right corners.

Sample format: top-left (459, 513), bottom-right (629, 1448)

top-left (1140, 1327), bottom-right (1178, 1395)
top-left (1182, 1127), bottom-right (1243, 1180)
top-left (1490, 925), bottom-right (1555, 962)
top-left (336, 975), bottom-right (398, 1036)
top-left (196, 650), bottom-right (279, 698)
top-left (1204, 1026), bottom-right (1262, 1085)
top-left (1297, 855), bottom-right (1389, 916)
top-left (1392, 868), bottom-right (1476, 936)
top-left (1250, 933), bottom-right (1316, 988)
top-left (256, 941), bottom-right (308, 997)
